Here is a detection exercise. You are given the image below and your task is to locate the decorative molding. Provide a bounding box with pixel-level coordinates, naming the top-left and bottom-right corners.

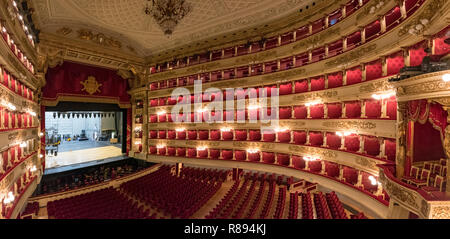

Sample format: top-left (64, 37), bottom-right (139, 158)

top-left (325, 44), bottom-right (377, 68)
top-left (322, 121), bottom-right (377, 130)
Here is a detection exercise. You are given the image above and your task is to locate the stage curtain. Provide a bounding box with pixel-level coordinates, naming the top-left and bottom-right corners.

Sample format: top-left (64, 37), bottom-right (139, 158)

top-left (327, 72), bottom-right (343, 88)
top-left (43, 61), bottom-right (130, 106)
top-left (40, 105), bottom-right (46, 171)
top-left (327, 103), bottom-right (342, 118)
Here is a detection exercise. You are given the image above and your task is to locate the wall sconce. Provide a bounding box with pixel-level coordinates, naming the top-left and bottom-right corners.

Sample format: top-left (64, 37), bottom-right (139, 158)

top-left (157, 110), bottom-right (166, 116)
top-left (197, 107), bottom-right (207, 113)
top-left (247, 104), bottom-right (261, 110)
top-left (246, 148), bottom-right (260, 154)
top-left (303, 156), bottom-right (320, 161)
top-left (221, 127), bottom-right (232, 132)
top-left (39, 132), bottom-right (44, 137)
top-left (371, 91), bottom-right (395, 100)
top-left (175, 128), bottom-right (186, 132)
top-left (156, 144), bottom-right (166, 149)
top-left (134, 141), bottom-right (141, 145)
top-left (274, 127), bottom-right (289, 133)
top-left (19, 142), bottom-right (27, 148)
top-left (368, 175), bottom-right (379, 186)
top-left (3, 192), bottom-right (14, 204)
top-left (196, 146), bottom-right (208, 151)
top-left (336, 131), bottom-right (355, 137)
top-left (30, 165), bottom-right (37, 172)
top-left (305, 100), bottom-right (322, 107)
top-left (39, 154), bottom-right (43, 158)
top-left (443, 73), bottom-right (450, 82)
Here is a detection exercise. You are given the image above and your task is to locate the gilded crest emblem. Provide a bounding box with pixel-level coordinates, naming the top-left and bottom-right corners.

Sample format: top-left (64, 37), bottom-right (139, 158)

top-left (80, 76), bottom-right (102, 95)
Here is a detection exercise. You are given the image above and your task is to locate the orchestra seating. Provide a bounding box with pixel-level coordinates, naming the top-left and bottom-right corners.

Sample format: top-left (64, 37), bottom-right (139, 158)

top-left (46, 187), bottom-right (148, 219)
top-left (120, 165), bottom-right (224, 218)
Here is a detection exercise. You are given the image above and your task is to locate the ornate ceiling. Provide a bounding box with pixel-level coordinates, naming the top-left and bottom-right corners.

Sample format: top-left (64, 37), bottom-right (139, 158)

top-left (31, 0), bottom-right (312, 58)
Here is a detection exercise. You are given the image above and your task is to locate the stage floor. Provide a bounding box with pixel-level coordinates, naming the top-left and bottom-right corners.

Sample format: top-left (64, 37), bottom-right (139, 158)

top-left (45, 141), bottom-right (124, 172)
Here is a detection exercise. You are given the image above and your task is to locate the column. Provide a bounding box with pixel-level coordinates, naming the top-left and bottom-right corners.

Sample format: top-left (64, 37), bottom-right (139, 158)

top-left (324, 103), bottom-right (329, 119)
top-left (358, 135), bottom-right (365, 154)
top-left (375, 183), bottom-right (383, 196)
top-left (343, 37), bottom-right (348, 51)
top-left (342, 102), bottom-right (347, 118)
top-left (325, 44), bottom-right (329, 58)
top-left (356, 170), bottom-right (363, 187)
top-left (400, 0), bottom-right (407, 19)
top-left (322, 132), bottom-right (328, 147)
top-left (381, 56), bottom-right (388, 76)
top-left (342, 70), bottom-right (347, 86)
top-left (396, 102), bottom-right (408, 179)
top-left (340, 135), bottom-right (346, 150)
top-left (305, 160), bottom-right (310, 171)
top-left (320, 161), bottom-right (326, 174)
top-left (338, 165), bottom-right (344, 181)
top-left (381, 98), bottom-right (389, 118)
top-left (292, 56), bottom-right (296, 67)
top-left (308, 78), bottom-right (312, 91)
top-left (341, 5), bottom-right (347, 18)
top-left (262, 64), bottom-right (265, 73)
top-left (308, 23), bottom-right (313, 34)
top-left (221, 48), bottom-right (225, 58)
top-left (362, 63), bottom-right (367, 81)
top-left (293, 31), bottom-right (297, 42)
top-left (325, 16), bottom-right (329, 29)
top-left (380, 15), bottom-right (387, 34)
top-left (306, 130), bottom-right (310, 145)
top-left (277, 59), bottom-right (281, 71)
top-left (307, 105), bottom-right (311, 119)
top-left (308, 50), bottom-right (312, 63)
top-left (378, 138), bottom-right (386, 158)
top-left (361, 100), bottom-right (367, 118)
top-left (278, 35), bottom-right (282, 46)
top-left (209, 51), bottom-right (213, 61)
top-left (403, 47), bottom-right (411, 67)
top-left (289, 155), bottom-right (294, 167)
top-left (234, 46), bottom-right (238, 56)
top-left (248, 44), bottom-right (252, 54)
top-left (360, 27), bottom-right (366, 44)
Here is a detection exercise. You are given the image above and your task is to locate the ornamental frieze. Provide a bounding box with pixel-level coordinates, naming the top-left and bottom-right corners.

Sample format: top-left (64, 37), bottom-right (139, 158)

top-left (355, 157), bottom-right (378, 171)
top-left (396, 80), bottom-right (450, 96)
top-left (292, 28), bottom-right (341, 51)
top-left (359, 79), bottom-right (393, 93)
top-left (398, 0), bottom-right (446, 37)
top-left (381, 171), bottom-right (419, 209)
top-left (293, 90), bottom-right (338, 101)
top-left (325, 44), bottom-right (377, 68)
top-left (186, 62), bottom-right (221, 74)
top-left (431, 205), bottom-right (450, 219)
top-left (232, 141), bottom-right (275, 150)
top-left (356, 0), bottom-right (389, 21)
top-left (288, 145), bottom-right (337, 159)
top-left (322, 121), bottom-right (377, 130)
top-left (234, 51), bottom-right (274, 65)
top-left (262, 68), bottom-right (306, 81)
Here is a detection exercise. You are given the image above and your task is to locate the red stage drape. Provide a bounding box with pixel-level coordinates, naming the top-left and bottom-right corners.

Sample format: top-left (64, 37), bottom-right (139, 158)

top-left (43, 61), bottom-right (130, 107)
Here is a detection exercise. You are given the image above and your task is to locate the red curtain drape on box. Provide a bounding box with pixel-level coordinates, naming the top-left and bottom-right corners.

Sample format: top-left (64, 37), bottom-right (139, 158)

top-left (126, 108), bottom-right (131, 155)
top-left (405, 100), bottom-right (448, 175)
top-left (40, 105), bottom-right (45, 172)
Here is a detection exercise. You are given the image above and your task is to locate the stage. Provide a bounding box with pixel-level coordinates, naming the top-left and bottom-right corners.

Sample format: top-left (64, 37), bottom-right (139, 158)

top-left (44, 140), bottom-right (125, 174)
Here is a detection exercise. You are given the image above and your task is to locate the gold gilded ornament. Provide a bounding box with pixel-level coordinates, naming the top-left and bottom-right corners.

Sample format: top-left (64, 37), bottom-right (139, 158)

top-left (80, 76), bottom-right (102, 95)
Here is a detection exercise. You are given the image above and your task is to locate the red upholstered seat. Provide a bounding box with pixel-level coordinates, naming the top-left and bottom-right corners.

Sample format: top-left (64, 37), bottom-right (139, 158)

top-left (149, 146), bottom-right (157, 155)
top-left (326, 133), bottom-right (341, 149)
top-left (279, 83), bottom-right (292, 95)
top-left (309, 132), bottom-right (323, 146)
top-left (235, 150), bottom-right (246, 161)
top-left (248, 152), bottom-right (261, 162)
top-left (293, 131), bottom-right (307, 145)
top-left (279, 107), bottom-right (292, 119)
top-left (210, 149), bottom-right (220, 159)
top-left (263, 131), bottom-right (276, 142)
top-left (235, 130), bottom-right (247, 141)
top-left (292, 156), bottom-right (305, 169)
top-left (188, 130), bottom-right (197, 140)
top-left (294, 106), bottom-right (307, 119)
top-left (222, 131), bottom-right (233, 141)
top-left (222, 150), bottom-right (233, 160)
top-left (167, 130), bottom-right (176, 139)
top-left (177, 148), bottom-right (186, 157)
top-left (277, 154), bottom-right (290, 166)
top-left (158, 131), bottom-right (166, 139)
top-left (167, 147), bottom-right (176, 156)
top-left (210, 130), bottom-right (220, 140)
top-left (295, 80), bottom-right (308, 93)
top-left (198, 130), bottom-right (209, 140)
top-left (249, 130), bottom-right (261, 141)
top-left (149, 130), bottom-right (157, 139)
top-left (262, 152), bottom-right (275, 164)
top-left (278, 131), bottom-right (291, 143)
top-left (187, 148), bottom-right (197, 158)
top-left (344, 135), bottom-right (360, 152)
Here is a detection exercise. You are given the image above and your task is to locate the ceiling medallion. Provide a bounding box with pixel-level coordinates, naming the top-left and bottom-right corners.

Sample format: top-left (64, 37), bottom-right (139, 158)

top-left (144, 0), bottom-right (192, 35)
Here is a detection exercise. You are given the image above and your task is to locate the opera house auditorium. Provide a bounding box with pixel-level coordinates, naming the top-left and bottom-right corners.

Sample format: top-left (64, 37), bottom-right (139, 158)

top-left (0, 0), bottom-right (449, 220)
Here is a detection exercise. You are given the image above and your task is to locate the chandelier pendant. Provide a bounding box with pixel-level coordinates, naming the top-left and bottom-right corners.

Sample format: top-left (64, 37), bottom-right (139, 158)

top-left (145, 0), bottom-right (192, 35)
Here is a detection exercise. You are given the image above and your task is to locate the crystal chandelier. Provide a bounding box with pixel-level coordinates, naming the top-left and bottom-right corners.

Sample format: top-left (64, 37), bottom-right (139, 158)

top-left (144, 0), bottom-right (192, 35)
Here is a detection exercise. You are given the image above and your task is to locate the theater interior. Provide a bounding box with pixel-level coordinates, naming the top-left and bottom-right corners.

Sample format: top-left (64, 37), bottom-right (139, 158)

top-left (0, 0), bottom-right (449, 220)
